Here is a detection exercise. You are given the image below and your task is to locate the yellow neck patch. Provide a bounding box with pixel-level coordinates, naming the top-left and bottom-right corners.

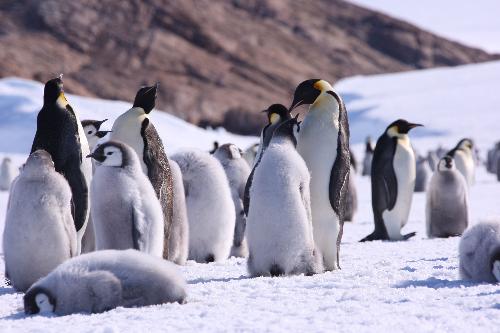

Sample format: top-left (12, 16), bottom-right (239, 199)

top-left (270, 113), bottom-right (280, 124)
top-left (313, 80), bottom-right (334, 92)
top-left (57, 92), bottom-right (68, 107)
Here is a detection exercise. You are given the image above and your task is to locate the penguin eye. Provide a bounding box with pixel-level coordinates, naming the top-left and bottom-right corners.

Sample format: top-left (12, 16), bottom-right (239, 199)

top-left (87, 131), bottom-right (92, 134)
top-left (107, 152), bottom-right (113, 156)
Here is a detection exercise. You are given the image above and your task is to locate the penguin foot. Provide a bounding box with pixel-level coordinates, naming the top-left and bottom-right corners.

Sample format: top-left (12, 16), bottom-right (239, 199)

top-left (269, 264), bottom-right (284, 277)
top-left (205, 254), bottom-right (215, 263)
top-left (360, 231), bottom-right (387, 242)
top-left (403, 232), bottom-right (417, 240)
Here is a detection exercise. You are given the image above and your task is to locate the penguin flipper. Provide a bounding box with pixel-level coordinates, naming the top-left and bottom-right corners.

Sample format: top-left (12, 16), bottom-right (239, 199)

top-left (243, 168), bottom-right (255, 216)
top-left (66, 164), bottom-right (89, 232)
top-left (403, 232), bottom-right (417, 240)
top-left (131, 205), bottom-right (146, 252)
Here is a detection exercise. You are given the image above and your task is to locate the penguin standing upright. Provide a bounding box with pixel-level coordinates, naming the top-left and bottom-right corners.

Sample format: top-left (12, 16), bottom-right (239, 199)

top-left (246, 116), bottom-right (322, 277)
top-left (3, 150), bottom-right (77, 292)
top-left (447, 138), bottom-right (475, 187)
top-left (243, 104), bottom-right (290, 217)
top-left (110, 84), bottom-right (174, 259)
top-left (214, 143), bottom-right (251, 258)
top-left (88, 141), bottom-right (164, 257)
top-left (31, 75), bottom-right (92, 254)
top-left (289, 79), bottom-right (350, 271)
top-left (361, 119), bottom-right (422, 241)
top-left (0, 157), bottom-right (15, 191)
top-left (362, 136), bottom-right (374, 176)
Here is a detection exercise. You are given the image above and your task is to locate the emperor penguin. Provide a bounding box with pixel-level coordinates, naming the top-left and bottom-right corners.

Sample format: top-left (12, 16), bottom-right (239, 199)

top-left (246, 116), bottom-right (322, 277)
top-left (361, 119), bottom-right (422, 242)
top-left (171, 149), bottom-right (235, 263)
top-left (3, 150), bottom-right (77, 292)
top-left (31, 75), bottom-right (92, 254)
top-left (24, 249), bottom-right (187, 316)
top-left (242, 143), bottom-right (259, 167)
top-left (82, 119), bottom-right (111, 152)
top-left (110, 84), bottom-right (174, 259)
top-left (167, 158), bottom-right (189, 265)
top-left (362, 136), bottom-right (374, 176)
top-left (0, 157), bottom-right (16, 191)
top-left (446, 138), bottom-right (475, 186)
top-left (213, 143), bottom-right (252, 258)
top-left (459, 220), bottom-right (500, 283)
top-left (414, 155), bottom-right (431, 192)
top-left (243, 104), bottom-right (291, 217)
top-left (345, 151), bottom-right (358, 222)
top-left (426, 156), bottom-right (468, 238)
top-left (87, 141), bottom-right (164, 257)
top-left (290, 79), bottom-right (350, 271)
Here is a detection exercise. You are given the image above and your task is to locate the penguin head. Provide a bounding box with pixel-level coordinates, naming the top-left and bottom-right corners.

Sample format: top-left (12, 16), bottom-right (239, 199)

top-left (213, 143), bottom-right (242, 160)
top-left (438, 156), bottom-right (454, 171)
top-left (272, 114), bottom-right (301, 146)
top-left (386, 119), bottom-right (423, 137)
top-left (133, 83), bottom-right (158, 114)
top-left (43, 75), bottom-right (65, 105)
top-left (457, 138), bottom-right (474, 151)
top-left (25, 150), bottom-right (54, 172)
top-left (82, 119), bottom-right (110, 138)
top-left (289, 79), bottom-right (336, 111)
top-left (209, 141), bottom-right (219, 154)
top-left (24, 286), bottom-right (56, 315)
top-left (87, 141), bottom-right (131, 168)
top-left (262, 104), bottom-right (290, 124)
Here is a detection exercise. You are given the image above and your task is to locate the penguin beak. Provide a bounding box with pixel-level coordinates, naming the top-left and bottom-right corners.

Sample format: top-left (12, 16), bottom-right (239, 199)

top-left (95, 119), bottom-right (108, 130)
top-left (95, 130), bottom-right (112, 138)
top-left (407, 123), bottom-right (423, 130)
top-left (86, 152), bottom-right (106, 162)
top-left (289, 79), bottom-right (322, 112)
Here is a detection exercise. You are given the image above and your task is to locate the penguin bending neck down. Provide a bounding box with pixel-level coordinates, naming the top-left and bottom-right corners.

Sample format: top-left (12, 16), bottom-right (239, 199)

top-left (361, 119), bottom-right (422, 242)
top-left (290, 79), bottom-right (350, 271)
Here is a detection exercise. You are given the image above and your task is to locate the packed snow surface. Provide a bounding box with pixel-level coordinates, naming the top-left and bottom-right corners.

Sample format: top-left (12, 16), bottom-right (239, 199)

top-left (1, 61), bottom-right (500, 331)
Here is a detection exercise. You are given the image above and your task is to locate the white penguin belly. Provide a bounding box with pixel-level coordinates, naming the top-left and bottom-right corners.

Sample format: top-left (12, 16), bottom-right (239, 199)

top-left (383, 140), bottom-right (415, 240)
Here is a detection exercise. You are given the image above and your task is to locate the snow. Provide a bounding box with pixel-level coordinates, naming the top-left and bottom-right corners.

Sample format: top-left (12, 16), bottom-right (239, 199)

top-left (347, 0), bottom-right (500, 53)
top-left (1, 62), bottom-right (500, 331)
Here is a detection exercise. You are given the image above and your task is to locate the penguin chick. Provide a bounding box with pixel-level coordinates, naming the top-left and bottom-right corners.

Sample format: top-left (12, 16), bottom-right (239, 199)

top-left (459, 220), bottom-right (500, 283)
top-left (213, 143), bottom-right (252, 258)
top-left (24, 249), bottom-right (187, 316)
top-left (361, 119), bottom-right (422, 242)
top-left (447, 138), bottom-right (475, 186)
top-left (3, 150), bottom-right (77, 292)
top-left (171, 149), bottom-right (235, 263)
top-left (247, 116), bottom-right (322, 277)
top-left (0, 157), bottom-right (16, 191)
top-left (426, 156), bottom-right (468, 238)
top-left (82, 119), bottom-right (111, 151)
top-left (167, 158), bottom-right (189, 265)
top-left (88, 141), bottom-right (164, 257)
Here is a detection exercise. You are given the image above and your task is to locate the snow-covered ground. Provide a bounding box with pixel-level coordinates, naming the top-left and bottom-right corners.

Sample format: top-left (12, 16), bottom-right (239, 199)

top-left (348, 0), bottom-right (500, 53)
top-left (1, 61), bottom-right (500, 331)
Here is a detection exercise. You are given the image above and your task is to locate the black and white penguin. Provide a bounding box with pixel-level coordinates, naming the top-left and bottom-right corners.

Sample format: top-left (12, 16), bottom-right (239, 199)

top-left (110, 84), bottom-right (174, 259)
top-left (459, 220), bottom-right (500, 283)
top-left (213, 143), bottom-right (251, 258)
top-left (81, 119), bottom-right (111, 152)
top-left (31, 75), bottom-right (92, 254)
top-left (3, 150), bottom-right (77, 292)
top-left (447, 138), bottom-right (475, 186)
top-left (362, 136), bottom-right (374, 176)
top-left (426, 156), bottom-right (468, 238)
top-left (361, 119), bottom-right (422, 242)
top-left (24, 249), bottom-right (187, 315)
top-left (290, 79), bottom-right (350, 271)
top-left (246, 116), bottom-right (322, 277)
top-left (87, 141), bottom-right (164, 257)
top-left (243, 104), bottom-right (291, 217)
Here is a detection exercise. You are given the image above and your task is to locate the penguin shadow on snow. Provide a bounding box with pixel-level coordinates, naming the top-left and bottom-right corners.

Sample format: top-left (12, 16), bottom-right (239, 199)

top-left (394, 276), bottom-right (481, 290)
top-left (188, 275), bottom-right (250, 285)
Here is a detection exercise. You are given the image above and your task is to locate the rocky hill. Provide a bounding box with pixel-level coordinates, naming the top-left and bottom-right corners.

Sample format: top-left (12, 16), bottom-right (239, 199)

top-left (0, 0), bottom-right (496, 134)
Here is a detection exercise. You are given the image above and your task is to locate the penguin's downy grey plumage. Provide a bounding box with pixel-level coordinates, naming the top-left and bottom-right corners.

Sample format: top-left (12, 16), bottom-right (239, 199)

top-left (24, 249), bottom-right (187, 316)
top-left (290, 79), bottom-right (350, 271)
top-left (171, 150), bottom-right (235, 263)
top-left (426, 156), bottom-right (468, 238)
top-left (414, 155), bottom-right (431, 192)
top-left (361, 119), bottom-right (422, 242)
top-left (167, 158), bottom-right (189, 265)
top-left (243, 104), bottom-right (291, 218)
top-left (242, 143), bottom-right (259, 167)
top-left (459, 220), bottom-right (500, 283)
top-left (247, 116), bottom-right (322, 277)
top-left (88, 141), bottom-right (164, 257)
top-left (447, 138), bottom-right (475, 187)
top-left (362, 137), bottom-right (374, 176)
top-left (31, 76), bottom-right (92, 254)
top-left (3, 150), bottom-right (77, 292)
top-left (213, 143), bottom-right (251, 258)
top-left (427, 150), bottom-right (439, 172)
top-left (0, 157), bottom-right (16, 191)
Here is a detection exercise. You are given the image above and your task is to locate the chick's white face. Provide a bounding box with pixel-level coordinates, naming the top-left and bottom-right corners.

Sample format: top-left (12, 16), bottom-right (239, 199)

top-left (83, 124), bottom-right (97, 138)
top-left (101, 146), bottom-right (123, 167)
top-left (35, 293), bottom-right (54, 314)
top-left (438, 158), bottom-right (454, 171)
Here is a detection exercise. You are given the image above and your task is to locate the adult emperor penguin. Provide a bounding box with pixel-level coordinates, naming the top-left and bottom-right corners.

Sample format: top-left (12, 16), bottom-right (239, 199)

top-left (88, 141), bottom-right (164, 257)
top-left (3, 150), bottom-right (77, 292)
top-left (82, 119), bottom-right (111, 152)
top-left (459, 220), bottom-right (500, 283)
top-left (24, 249), bottom-right (187, 315)
top-left (362, 136), bottom-right (374, 176)
top-left (289, 79), bottom-right (350, 271)
top-left (361, 119), bottom-right (422, 242)
top-left (214, 143), bottom-right (252, 258)
top-left (426, 156), bottom-right (468, 238)
top-left (110, 84), bottom-right (174, 259)
top-left (243, 104), bottom-right (290, 217)
top-left (31, 75), bottom-right (92, 254)
top-left (246, 116), bottom-right (322, 277)
top-left (0, 157), bottom-right (15, 191)
top-left (171, 149), bottom-right (235, 263)
top-left (447, 138), bottom-right (475, 186)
